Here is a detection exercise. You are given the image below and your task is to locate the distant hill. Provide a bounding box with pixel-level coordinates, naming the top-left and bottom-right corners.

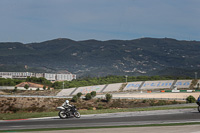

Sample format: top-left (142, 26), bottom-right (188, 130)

top-left (0, 37), bottom-right (200, 77)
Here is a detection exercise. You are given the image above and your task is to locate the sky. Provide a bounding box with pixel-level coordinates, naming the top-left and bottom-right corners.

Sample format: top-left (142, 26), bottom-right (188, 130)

top-left (0, 0), bottom-right (199, 43)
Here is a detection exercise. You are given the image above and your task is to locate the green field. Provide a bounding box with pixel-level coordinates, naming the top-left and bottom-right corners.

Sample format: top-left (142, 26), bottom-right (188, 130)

top-left (0, 105), bottom-right (196, 120)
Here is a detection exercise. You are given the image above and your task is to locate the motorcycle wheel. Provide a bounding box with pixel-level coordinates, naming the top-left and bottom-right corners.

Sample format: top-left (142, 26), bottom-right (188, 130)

top-left (198, 106), bottom-right (200, 113)
top-left (74, 112), bottom-right (81, 118)
top-left (58, 110), bottom-right (67, 119)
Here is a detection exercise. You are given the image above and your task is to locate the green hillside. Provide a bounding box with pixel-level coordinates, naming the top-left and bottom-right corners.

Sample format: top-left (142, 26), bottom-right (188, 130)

top-left (0, 38), bottom-right (200, 77)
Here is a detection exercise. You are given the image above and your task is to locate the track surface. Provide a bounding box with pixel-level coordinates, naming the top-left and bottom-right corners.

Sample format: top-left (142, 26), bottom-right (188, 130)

top-left (0, 108), bottom-right (200, 130)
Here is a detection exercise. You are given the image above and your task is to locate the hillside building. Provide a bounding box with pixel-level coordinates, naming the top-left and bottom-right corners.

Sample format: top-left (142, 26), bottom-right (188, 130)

top-left (0, 72), bottom-right (76, 81)
top-left (15, 82), bottom-right (54, 90)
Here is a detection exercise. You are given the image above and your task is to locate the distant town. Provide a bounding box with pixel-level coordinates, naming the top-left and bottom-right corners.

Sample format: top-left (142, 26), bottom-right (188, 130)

top-left (0, 72), bottom-right (76, 81)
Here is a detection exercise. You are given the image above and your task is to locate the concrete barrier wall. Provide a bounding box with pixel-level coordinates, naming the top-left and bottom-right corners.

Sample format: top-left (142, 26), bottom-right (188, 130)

top-left (124, 82), bottom-right (143, 91)
top-left (56, 88), bottom-right (76, 96)
top-left (102, 83), bottom-right (123, 92)
top-left (17, 87), bottom-right (47, 90)
top-left (141, 80), bottom-right (174, 90)
top-left (175, 80), bottom-right (192, 88)
top-left (72, 85), bottom-right (106, 95)
top-left (194, 80), bottom-right (200, 88)
top-left (0, 86), bottom-right (15, 90)
top-left (197, 80), bottom-right (200, 85)
top-left (0, 86), bottom-right (48, 90)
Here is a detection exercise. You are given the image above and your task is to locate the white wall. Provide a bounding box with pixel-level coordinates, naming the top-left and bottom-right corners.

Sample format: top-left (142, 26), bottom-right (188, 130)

top-left (56, 88), bottom-right (76, 96)
top-left (72, 85), bottom-right (105, 95)
top-left (124, 82), bottom-right (143, 91)
top-left (141, 80), bottom-right (174, 90)
top-left (175, 80), bottom-right (192, 88)
top-left (102, 83), bottom-right (123, 92)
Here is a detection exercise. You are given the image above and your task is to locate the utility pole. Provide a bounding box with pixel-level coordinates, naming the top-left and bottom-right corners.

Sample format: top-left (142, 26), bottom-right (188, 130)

top-left (125, 75), bottom-right (128, 83)
top-left (63, 82), bottom-right (65, 89)
top-left (195, 72), bottom-right (198, 79)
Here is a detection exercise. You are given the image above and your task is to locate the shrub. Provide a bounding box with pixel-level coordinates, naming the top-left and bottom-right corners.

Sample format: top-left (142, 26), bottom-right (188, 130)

top-left (111, 100), bottom-right (121, 107)
top-left (171, 100), bottom-right (178, 104)
top-left (96, 104), bottom-right (103, 110)
top-left (77, 92), bottom-right (82, 98)
top-left (87, 107), bottom-right (93, 110)
top-left (96, 98), bottom-right (101, 102)
top-left (85, 93), bottom-right (92, 100)
top-left (71, 95), bottom-right (78, 102)
top-left (186, 95), bottom-right (196, 103)
top-left (142, 99), bottom-right (147, 103)
top-left (13, 87), bottom-right (17, 92)
top-left (24, 84), bottom-right (29, 90)
top-left (43, 85), bottom-right (46, 90)
top-left (36, 88), bottom-right (39, 91)
top-left (6, 106), bottom-right (20, 113)
top-left (157, 100), bottom-right (167, 106)
top-left (90, 91), bottom-right (96, 98)
top-left (105, 93), bottom-right (112, 102)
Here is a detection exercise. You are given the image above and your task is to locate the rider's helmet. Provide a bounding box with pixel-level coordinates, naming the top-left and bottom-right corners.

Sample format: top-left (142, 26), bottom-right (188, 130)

top-left (65, 100), bottom-right (69, 105)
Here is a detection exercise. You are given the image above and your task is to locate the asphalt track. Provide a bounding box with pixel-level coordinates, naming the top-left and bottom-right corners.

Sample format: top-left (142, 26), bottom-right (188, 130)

top-left (1, 108), bottom-right (200, 131)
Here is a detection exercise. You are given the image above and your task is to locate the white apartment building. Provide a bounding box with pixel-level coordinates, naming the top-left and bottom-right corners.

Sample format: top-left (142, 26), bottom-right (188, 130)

top-left (0, 72), bottom-right (76, 81)
top-left (56, 73), bottom-right (76, 81)
top-left (44, 73), bottom-right (56, 81)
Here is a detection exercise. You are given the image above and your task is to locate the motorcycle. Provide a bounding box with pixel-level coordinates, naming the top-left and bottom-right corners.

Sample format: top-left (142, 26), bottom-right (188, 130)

top-left (57, 105), bottom-right (81, 119)
top-left (197, 101), bottom-right (200, 112)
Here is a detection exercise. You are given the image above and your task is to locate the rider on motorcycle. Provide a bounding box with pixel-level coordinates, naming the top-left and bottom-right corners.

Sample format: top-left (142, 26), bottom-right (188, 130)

top-left (197, 95), bottom-right (200, 103)
top-left (62, 100), bottom-right (72, 109)
top-left (58, 99), bottom-right (80, 118)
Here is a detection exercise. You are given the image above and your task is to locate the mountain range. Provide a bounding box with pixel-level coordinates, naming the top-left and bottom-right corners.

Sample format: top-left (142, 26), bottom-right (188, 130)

top-left (0, 37), bottom-right (200, 77)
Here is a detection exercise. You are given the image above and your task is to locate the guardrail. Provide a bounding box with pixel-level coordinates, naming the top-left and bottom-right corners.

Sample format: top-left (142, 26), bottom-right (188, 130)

top-left (0, 95), bottom-right (72, 99)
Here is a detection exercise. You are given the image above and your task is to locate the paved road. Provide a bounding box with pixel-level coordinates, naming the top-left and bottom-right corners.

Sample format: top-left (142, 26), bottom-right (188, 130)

top-left (24, 125), bottom-right (200, 133)
top-left (0, 108), bottom-right (200, 131)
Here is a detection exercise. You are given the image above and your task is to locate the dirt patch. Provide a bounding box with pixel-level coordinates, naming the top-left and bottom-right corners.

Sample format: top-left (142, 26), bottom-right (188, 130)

top-left (0, 91), bottom-right (8, 95)
top-left (112, 92), bottom-right (200, 99)
top-left (0, 97), bottom-right (184, 113)
top-left (1, 89), bottom-right (61, 96)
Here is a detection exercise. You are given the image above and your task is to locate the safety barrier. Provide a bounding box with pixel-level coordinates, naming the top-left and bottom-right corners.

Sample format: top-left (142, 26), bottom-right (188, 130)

top-left (141, 80), bottom-right (175, 90)
top-left (102, 83), bottom-right (123, 92)
top-left (71, 85), bottom-right (106, 95)
top-left (175, 80), bottom-right (192, 88)
top-left (124, 81), bottom-right (143, 91)
top-left (0, 80), bottom-right (197, 97)
top-left (56, 88), bottom-right (76, 96)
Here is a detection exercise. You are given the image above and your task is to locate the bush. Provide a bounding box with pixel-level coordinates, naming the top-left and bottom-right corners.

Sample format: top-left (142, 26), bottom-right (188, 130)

top-left (105, 93), bottom-right (112, 102)
top-left (77, 92), bottom-right (82, 98)
top-left (96, 105), bottom-right (103, 110)
top-left (87, 107), bottom-right (93, 110)
top-left (36, 88), bottom-right (39, 91)
top-left (142, 99), bottom-right (147, 103)
top-left (96, 98), bottom-right (101, 102)
top-left (157, 100), bottom-right (167, 106)
top-left (110, 99), bottom-right (121, 107)
top-left (24, 84), bottom-right (29, 90)
top-left (85, 93), bottom-right (92, 100)
top-left (90, 91), bottom-right (96, 98)
top-left (43, 85), bottom-right (46, 90)
top-left (71, 95), bottom-right (78, 102)
top-left (171, 100), bottom-right (178, 104)
top-left (186, 95), bottom-right (196, 103)
top-left (13, 87), bottom-right (17, 92)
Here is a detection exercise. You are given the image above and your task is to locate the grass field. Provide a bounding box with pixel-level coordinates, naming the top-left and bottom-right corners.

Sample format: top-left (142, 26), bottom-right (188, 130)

top-left (0, 105), bottom-right (196, 120)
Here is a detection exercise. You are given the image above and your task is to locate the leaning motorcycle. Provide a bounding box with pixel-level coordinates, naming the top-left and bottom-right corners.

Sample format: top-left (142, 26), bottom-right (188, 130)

top-left (197, 101), bottom-right (200, 112)
top-left (57, 105), bottom-right (81, 119)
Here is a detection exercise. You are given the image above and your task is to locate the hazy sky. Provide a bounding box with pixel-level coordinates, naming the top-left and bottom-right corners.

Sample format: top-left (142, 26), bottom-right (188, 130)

top-left (0, 0), bottom-right (199, 43)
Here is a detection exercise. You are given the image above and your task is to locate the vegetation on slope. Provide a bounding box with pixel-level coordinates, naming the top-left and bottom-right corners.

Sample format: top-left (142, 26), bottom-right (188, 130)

top-left (1, 38), bottom-right (200, 77)
top-left (0, 75), bottom-right (191, 89)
